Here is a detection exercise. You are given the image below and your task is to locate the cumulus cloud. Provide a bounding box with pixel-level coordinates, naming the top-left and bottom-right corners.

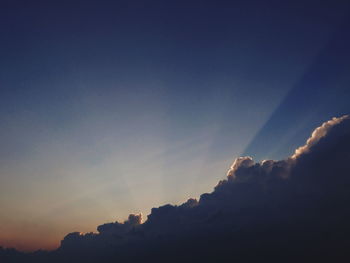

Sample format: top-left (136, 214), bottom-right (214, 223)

top-left (291, 115), bottom-right (349, 159)
top-left (226, 156), bottom-right (255, 178)
top-left (96, 214), bottom-right (142, 235)
top-left (2, 115), bottom-right (350, 263)
top-left (224, 115), bottom-right (350, 186)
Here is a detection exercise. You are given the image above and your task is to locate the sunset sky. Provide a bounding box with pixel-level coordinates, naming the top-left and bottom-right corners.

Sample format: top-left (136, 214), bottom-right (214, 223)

top-left (1, 1), bottom-right (350, 251)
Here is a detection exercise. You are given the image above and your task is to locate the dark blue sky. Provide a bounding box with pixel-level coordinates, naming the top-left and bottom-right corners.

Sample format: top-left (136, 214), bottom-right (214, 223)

top-left (1, 0), bottom-right (350, 250)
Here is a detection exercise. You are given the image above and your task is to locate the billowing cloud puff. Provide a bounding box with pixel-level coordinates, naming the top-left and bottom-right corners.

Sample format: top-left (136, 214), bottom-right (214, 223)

top-left (2, 115), bottom-right (350, 263)
top-left (60, 214), bottom-right (143, 251)
top-left (96, 214), bottom-right (142, 235)
top-left (292, 115), bottom-right (349, 159)
top-left (225, 157), bottom-right (291, 184)
top-left (224, 115), bottom-right (350, 185)
top-left (226, 156), bottom-right (255, 178)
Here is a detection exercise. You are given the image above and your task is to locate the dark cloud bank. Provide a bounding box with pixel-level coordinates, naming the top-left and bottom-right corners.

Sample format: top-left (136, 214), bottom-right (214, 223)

top-left (2, 115), bottom-right (350, 262)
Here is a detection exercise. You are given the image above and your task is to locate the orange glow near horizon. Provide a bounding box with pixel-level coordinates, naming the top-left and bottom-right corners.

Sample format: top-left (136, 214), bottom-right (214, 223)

top-left (0, 235), bottom-right (59, 252)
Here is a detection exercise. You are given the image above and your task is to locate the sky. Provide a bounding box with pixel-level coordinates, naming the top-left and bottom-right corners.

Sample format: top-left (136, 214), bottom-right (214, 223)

top-left (0, 0), bottom-right (350, 251)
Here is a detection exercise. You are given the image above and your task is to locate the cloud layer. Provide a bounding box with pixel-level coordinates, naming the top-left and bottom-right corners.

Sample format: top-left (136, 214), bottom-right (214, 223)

top-left (1, 115), bottom-right (350, 262)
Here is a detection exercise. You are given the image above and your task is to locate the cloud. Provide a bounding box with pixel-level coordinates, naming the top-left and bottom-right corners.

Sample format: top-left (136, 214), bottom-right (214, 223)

top-left (2, 115), bottom-right (350, 262)
top-left (226, 156), bottom-right (255, 179)
top-left (96, 214), bottom-right (142, 235)
top-left (291, 115), bottom-right (349, 159)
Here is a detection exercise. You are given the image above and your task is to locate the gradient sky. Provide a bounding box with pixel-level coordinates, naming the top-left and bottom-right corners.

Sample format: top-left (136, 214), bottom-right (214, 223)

top-left (1, 0), bottom-right (350, 251)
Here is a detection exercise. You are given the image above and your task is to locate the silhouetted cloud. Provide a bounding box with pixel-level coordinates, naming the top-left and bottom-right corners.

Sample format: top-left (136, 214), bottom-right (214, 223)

top-left (2, 115), bottom-right (350, 262)
top-left (96, 214), bottom-right (142, 235)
